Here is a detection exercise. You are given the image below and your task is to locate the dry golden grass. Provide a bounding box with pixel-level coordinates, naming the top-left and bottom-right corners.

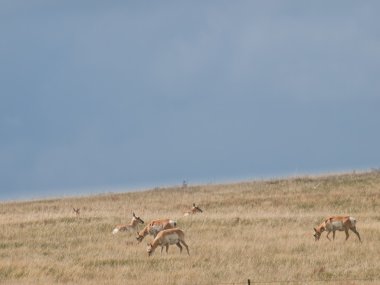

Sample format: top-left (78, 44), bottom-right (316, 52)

top-left (1, 171), bottom-right (380, 285)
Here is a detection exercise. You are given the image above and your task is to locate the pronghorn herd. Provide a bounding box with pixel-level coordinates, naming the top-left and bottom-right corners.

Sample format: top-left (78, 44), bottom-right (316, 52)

top-left (112, 203), bottom-right (202, 256)
top-left (110, 199), bottom-right (362, 257)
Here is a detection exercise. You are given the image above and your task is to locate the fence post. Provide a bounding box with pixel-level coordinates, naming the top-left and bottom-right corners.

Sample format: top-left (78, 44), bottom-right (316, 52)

top-left (248, 279), bottom-right (251, 285)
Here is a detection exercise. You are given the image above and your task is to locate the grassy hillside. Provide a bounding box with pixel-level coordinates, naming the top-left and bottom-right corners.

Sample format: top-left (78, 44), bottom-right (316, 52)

top-left (1, 171), bottom-right (380, 285)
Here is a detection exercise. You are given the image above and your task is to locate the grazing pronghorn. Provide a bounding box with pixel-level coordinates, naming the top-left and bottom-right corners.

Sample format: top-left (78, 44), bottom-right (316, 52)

top-left (73, 207), bottom-right (80, 216)
top-left (136, 219), bottom-right (177, 242)
top-left (183, 203), bottom-right (203, 216)
top-left (313, 216), bottom-right (362, 242)
top-left (146, 228), bottom-right (190, 256)
top-left (112, 212), bottom-right (144, 234)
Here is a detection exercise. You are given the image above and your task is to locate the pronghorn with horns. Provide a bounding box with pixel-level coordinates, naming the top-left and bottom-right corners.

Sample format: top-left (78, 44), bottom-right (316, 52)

top-left (112, 212), bottom-right (144, 234)
top-left (183, 203), bottom-right (203, 216)
top-left (136, 218), bottom-right (177, 242)
top-left (313, 215), bottom-right (362, 242)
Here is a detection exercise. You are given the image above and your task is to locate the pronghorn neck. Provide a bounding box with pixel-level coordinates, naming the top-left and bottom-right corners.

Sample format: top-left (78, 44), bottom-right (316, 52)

top-left (142, 225), bottom-right (150, 236)
top-left (130, 218), bottom-right (140, 227)
top-left (137, 225), bottom-right (149, 241)
top-left (316, 223), bottom-right (326, 233)
top-left (148, 236), bottom-right (163, 254)
top-left (129, 213), bottom-right (144, 228)
top-left (152, 237), bottom-right (162, 247)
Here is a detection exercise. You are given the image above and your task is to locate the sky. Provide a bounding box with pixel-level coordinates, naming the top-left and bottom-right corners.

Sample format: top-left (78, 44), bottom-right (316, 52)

top-left (1, 1), bottom-right (380, 201)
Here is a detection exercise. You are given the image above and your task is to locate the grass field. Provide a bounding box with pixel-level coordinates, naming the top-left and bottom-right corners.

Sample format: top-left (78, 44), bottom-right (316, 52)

top-left (1, 171), bottom-right (380, 285)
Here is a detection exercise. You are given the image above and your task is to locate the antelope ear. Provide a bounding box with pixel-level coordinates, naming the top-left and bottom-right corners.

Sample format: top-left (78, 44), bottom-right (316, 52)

top-left (314, 228), bottom-right (317, 232)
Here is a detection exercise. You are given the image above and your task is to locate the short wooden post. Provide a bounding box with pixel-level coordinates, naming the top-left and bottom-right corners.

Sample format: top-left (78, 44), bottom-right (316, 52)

top-left (248, 279), bottom-right (251, 285)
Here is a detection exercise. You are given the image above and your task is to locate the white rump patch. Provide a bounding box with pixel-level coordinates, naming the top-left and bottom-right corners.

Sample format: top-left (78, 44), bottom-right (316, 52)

top-left (112, 228), bottom-right (119, 234)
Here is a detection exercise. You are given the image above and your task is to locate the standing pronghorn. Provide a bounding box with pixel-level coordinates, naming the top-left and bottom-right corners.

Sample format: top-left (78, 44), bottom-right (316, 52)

top-left (112, 212), bottom-right (144, 234)
top-left (146, 228), bottom-right (190, 256)
top-left (313, 216), bottom-right (362, 242)
top-left (136, 219), bottom-right (177, 242)
top-left (183, 203), bottom-right (203, 216)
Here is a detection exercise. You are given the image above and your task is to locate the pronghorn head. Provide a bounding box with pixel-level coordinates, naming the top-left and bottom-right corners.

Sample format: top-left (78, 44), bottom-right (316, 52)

top-left (132, 212), bottom-right (144, 224)
top-left (313, 226), bottom-right (325, 241)
top-left (146, 243), bottom-right (154, 256)
top-left (73, 207), bottom-right (80, 216)
top-left (193, 203), bottom-right (203, 213)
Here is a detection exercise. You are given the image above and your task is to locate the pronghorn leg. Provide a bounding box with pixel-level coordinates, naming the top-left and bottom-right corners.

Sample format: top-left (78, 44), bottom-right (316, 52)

top-left (175, 242), bottom-right (183, 253)
top-left (161, 245), bottom-right (168, 254)
top-left (180, 240), bottom-right (190, 255)
top-left (344, 228), bottom-right (350, 241)
top-left (350, 228), bottom-right (362, 242)
top-left (332, 231), bottom-right (336, 240)
top-left (326, 231), bottom-right (331, 241)
top-left (160, 244), bottom-right (169, 254)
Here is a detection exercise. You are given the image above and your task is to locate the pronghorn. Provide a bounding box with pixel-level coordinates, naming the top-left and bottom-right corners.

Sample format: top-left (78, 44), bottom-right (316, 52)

top-left (73, 207), bottom-right (80, 216)
top-left (183, 203), bottom-right (203, 216)
top-left (136, 218), bottom-right (177, 242)
top-left (313, 216), bottom-right (362, 242)
top-left (112, 212), bottom-right (144, 234)
top-left (146, 228), bottom-right (190, 256)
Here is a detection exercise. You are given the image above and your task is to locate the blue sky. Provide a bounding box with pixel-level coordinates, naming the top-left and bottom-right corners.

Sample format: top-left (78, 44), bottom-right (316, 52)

top-left (1, 1), bottom-right (380, 201)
